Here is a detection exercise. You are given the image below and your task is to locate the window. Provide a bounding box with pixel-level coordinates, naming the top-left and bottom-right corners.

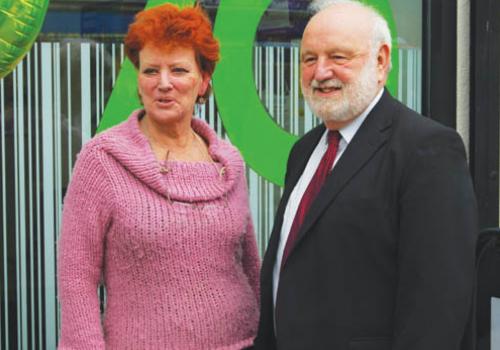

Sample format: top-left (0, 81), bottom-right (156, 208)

top-left (0, 1), bottom-right (428, 348)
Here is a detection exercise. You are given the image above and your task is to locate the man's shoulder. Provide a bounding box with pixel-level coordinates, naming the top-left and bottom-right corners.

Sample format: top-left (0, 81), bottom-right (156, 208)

top-left (380, 98), bottom-right (466, 165)
top-left (378, 93), bottom-right (460, 146)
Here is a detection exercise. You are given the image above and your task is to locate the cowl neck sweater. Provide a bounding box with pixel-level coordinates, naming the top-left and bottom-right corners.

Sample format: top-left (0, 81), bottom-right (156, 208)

top-left (57, 110), bottom-right (261, 350)
top-left (98, 109), bottom-right (242, 202)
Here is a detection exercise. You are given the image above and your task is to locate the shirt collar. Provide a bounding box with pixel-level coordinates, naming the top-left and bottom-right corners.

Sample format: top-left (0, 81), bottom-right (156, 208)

top-left (334, 87), bottom-right (384, 145)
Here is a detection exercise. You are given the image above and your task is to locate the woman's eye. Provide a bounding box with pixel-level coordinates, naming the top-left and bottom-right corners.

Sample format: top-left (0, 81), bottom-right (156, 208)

top-left (172, 67), bottom-right (188, 73)
top-left (142, 68), bottom-right (157, 75)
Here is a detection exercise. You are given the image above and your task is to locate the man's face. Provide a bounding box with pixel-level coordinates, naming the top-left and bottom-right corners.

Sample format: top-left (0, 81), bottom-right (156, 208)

top-left (300, 5), bottom-right (384, 127)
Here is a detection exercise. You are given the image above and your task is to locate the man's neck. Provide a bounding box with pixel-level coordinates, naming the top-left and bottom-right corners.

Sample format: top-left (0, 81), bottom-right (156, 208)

top-left (324, 87), bottom-right (384, 131)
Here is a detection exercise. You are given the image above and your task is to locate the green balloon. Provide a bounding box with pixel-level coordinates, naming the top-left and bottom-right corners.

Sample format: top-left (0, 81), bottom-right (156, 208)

top-left (0, 0), bottom-right (49, 79)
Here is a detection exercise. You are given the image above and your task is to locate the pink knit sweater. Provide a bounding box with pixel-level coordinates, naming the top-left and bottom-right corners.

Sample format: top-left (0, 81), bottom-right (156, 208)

top-left (57, 110), bottom-right (260, 350)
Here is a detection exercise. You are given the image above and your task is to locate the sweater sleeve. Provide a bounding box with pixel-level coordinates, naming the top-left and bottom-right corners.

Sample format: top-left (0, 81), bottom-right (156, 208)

top-left (242, 216), bottom-right (261, 304)
top-left (57, 146), bottom-right (114, 349)
top-left (236, 164), bottom-right (261, 304)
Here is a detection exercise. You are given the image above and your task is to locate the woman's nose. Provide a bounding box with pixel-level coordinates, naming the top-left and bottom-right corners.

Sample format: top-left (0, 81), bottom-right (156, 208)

top-left (158, 71), bottom-right (173, 90)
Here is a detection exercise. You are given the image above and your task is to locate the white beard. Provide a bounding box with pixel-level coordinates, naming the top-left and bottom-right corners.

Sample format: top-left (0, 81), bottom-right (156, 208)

top-left (302, 55), bottom-right (380, 124)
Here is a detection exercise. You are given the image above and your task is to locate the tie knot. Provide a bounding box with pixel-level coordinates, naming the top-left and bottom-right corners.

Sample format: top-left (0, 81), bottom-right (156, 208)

top-left (327, 130), bottom-right (340, 146)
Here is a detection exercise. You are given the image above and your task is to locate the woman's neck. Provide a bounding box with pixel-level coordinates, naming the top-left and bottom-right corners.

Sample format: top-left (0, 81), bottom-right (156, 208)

top-left (140, 114), bottom-right (211, 162)
top-left (140, 114), bottom-right (193, 151)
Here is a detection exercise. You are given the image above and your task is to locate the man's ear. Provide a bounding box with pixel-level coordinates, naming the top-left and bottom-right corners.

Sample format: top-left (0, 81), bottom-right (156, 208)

top-left (376, 44), bottom-right (391, 84)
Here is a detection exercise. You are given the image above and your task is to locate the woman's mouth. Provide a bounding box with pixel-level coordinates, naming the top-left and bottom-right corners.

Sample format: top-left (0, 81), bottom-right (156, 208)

top-left (156, 98), bottom-right (174, 107)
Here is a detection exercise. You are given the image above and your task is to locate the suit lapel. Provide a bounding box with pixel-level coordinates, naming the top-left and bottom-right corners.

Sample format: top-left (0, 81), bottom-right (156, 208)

top-left (283, 90), bottom-right (395, 266)
top-left (261, 124), bottom-right (325, 275)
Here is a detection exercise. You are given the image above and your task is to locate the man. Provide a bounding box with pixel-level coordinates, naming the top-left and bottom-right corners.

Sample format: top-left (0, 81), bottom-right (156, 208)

top-left (254, 1), bottom-right (477, 349)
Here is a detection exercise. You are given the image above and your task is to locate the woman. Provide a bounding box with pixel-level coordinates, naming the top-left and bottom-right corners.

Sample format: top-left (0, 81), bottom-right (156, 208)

top-left (57, 4), bottom-right (260, 349)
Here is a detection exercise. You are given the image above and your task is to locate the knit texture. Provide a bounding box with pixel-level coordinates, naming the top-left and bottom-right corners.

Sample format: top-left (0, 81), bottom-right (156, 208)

top-left (57, 110), bottom-right (261, 350)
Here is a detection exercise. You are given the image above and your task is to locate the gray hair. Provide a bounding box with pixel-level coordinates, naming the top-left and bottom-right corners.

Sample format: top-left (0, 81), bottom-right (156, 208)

top-left (309, 0), bottom-right (392, 63)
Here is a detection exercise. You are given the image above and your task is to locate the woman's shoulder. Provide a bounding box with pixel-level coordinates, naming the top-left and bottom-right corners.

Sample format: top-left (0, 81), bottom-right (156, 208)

top-left (192, 117), bottom-right (244, 163)
top-left (78, 110), bottom-right (145, 160)
top-left (191, 118), bottom-right (248, 192)
top-left (217, 137), bottom-right (243, 160)
top-left (212, 137), bottom-right (246, 181)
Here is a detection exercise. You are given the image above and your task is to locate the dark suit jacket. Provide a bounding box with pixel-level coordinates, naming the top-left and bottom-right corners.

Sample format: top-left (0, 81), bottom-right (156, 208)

top-left (254, 90), bottom-right (478, 350)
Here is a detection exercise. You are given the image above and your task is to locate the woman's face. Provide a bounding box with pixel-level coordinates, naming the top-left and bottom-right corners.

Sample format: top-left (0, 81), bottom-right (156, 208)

top-left (138, 45), bottom-right (209, 126)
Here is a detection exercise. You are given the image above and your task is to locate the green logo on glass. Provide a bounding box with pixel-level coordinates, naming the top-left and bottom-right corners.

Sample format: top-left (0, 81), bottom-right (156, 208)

top-left (98, 0), bottom-right (399, 186)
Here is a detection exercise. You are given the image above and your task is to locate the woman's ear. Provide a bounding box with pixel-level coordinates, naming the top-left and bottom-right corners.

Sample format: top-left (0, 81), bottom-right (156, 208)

top-left (198, 73), bottom-right (211, 97)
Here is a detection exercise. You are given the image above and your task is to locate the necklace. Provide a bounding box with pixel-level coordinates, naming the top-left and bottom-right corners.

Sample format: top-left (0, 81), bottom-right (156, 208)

top-left (157, 131), bottom-right (213, 173)
top-left (141, 121), bottom-right (228, 205)
top-left (141, 121), bottom-right (214, 171)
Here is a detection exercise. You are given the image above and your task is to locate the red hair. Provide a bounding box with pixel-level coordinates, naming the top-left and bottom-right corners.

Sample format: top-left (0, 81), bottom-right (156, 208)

top-left (125, 4), bottom-right (219, 83)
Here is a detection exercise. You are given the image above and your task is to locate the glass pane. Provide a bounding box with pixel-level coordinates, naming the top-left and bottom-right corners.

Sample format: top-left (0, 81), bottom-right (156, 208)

top-left (252, 0), bottom-right (422, 248)
top-left (492, 297), bottom-right (500, 349)
top-left (0, 1), bottom-right (422, 348)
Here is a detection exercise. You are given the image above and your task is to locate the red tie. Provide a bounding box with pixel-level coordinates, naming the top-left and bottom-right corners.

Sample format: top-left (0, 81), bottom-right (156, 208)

top-left (281, 130), bottom-right (341, 268)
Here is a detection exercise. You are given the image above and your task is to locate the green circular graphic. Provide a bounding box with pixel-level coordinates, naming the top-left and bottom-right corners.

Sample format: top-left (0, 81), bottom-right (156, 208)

top-left (213, 0), bottom-right (294, 186)
top-left (213, 0), bottom-right (399, 186)
top-left (99, 0), bottom-right (399, 186)
top-left (0, 0), bottom-right (49, 79)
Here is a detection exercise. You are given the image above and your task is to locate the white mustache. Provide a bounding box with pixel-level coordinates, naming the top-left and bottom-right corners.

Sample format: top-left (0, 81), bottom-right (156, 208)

top-left (310, 79), bottom-right (343, 89)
